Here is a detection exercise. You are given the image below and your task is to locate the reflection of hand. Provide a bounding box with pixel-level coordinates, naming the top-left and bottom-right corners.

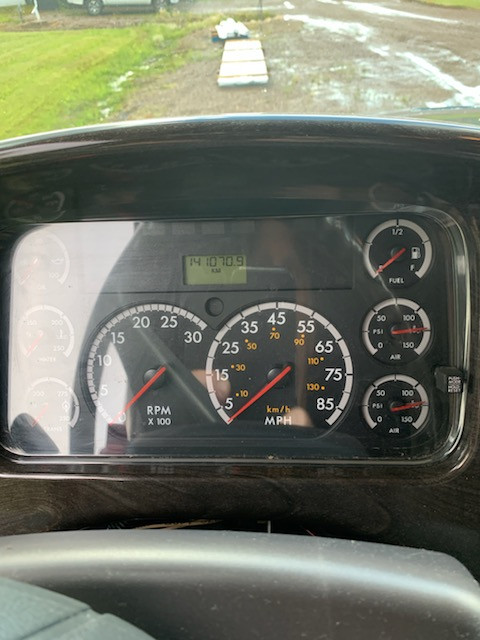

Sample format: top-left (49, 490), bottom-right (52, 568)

top-left (282, 407), bottom-right (313, 428)
top-left (192, 369), bottom-right (231, 405)
top-left (194, 369), bottom-right (313, 428)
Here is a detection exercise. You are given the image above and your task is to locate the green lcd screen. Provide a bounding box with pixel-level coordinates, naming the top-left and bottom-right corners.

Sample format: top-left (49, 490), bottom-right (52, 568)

top-left (184, 254), bottom-right (247, 285)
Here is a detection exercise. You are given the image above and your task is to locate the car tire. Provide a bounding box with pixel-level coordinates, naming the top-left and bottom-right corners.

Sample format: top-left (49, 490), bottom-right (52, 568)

top-left (85, 0), bottom-right (103, 15)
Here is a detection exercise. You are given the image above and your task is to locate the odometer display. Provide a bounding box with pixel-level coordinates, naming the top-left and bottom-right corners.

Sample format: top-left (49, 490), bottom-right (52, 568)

top-left (184, 254), bottom-right (247, 285)
top-left (205, 302), bottom-right (353, 429)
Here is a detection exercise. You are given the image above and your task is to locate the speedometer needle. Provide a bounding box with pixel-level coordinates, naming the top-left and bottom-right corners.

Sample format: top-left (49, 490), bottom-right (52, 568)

top-left (376, 247), bottom-right (406, 274)
top-left (109, 366), bottom-right (166, 425)
top-left (391, 401), bottom-right (425, 413)
top-left (227, 365), bottom-right (292, 424)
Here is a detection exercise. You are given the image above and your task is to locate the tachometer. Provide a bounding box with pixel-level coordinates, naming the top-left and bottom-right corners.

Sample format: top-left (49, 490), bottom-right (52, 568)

top-left (205, 302), bottom-right (353, 429)
top-left (85, 304), bottom-right (213, 442)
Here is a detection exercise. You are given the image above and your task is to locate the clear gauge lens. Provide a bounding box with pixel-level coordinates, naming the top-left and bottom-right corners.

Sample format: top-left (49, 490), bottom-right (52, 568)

top-left (205, 302), bottom-right (353, 429)
top-left (19, 305), bottom-right (74, 365)
top-left (363, 219), bottom-right (432, 287)
top-left (11, 377), bottom-right (80, 454)
top-left (362, 298), bottom-right (431, 364)
top-left (85, 304), bottom-right (212, 449)
top-left (15, 231), bottom-right (70, 292)
top-left (362, 374), bottom-right (429, 438)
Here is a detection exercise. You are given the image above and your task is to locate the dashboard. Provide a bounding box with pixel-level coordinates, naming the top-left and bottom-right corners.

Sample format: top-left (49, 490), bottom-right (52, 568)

top-left (0, 116), bottom-right (480, 584)
top-left (7, 211), bottom-right (467, 462)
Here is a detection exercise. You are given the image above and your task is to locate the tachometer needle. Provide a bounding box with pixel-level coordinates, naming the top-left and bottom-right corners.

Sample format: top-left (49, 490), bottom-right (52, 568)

top-left (227, 365), bottom-right (292, 424)
top-left (391, 401), bottom-right (425, 413)
top-left (109, 366), bottom-right (166, 425)
top-left (376, 247), bottom-right (406, 275)
top-left (390, 327), bottom-right (429, 335)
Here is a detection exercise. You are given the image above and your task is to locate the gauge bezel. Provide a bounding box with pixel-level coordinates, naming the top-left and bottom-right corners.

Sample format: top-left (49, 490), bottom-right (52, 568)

top-left (362, 298), bottom-right (432, 362)
top-left (363, 218), bottom-right (433, 282)
top-left (19, 304), bottom-right (75, 361)
top-left (84, 302), bottom-right (209, 426)
top-left (205, 301), bottom-right (354, 429)
top-left (361, 373), bottom-right (429, 433)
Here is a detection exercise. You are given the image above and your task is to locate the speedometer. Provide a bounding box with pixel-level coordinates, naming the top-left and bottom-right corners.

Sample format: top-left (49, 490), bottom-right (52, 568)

top-left (205, 302), bottom-right (353, 429)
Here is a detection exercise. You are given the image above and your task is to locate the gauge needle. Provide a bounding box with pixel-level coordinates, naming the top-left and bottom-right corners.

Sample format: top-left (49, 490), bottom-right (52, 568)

top-left (390, 327), bottom-right (429, 335)
top-left (376, 247), bottom-right (406, 275)
top-left (20, 256), bottom-right (39, 284)
top-left (391, 401), bottom-right (425, 413)
top-left (25, 331), bottom-right (44, 356)
top-left (227, 365), bottom-right (292, 424)
top-left (32, 403), bottom-right (49, 427)
top-left (109, 366), bottom-right (166, 425)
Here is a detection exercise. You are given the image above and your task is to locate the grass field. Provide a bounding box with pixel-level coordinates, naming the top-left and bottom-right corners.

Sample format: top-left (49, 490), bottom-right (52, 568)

top-left (417, 0), bottom-right (480, 7)
top-left (0, 16), bottom-right (209, 139)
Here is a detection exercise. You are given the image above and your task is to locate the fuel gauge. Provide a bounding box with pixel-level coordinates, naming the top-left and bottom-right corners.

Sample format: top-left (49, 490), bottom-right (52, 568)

top-left (363, 219), bottom-right (432, 287)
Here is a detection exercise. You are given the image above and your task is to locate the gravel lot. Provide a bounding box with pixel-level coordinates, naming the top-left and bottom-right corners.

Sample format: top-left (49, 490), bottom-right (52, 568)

top-left (6, 0), bottom-right (480, 120)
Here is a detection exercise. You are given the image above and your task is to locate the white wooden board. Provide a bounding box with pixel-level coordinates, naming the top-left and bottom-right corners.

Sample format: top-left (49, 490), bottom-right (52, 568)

top-left (218, 39), bottom-right (269, 87)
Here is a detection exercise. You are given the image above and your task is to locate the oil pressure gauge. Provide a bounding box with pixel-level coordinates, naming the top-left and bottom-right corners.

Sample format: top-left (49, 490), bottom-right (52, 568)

top-left (364, 219), bottom-right (432, 287)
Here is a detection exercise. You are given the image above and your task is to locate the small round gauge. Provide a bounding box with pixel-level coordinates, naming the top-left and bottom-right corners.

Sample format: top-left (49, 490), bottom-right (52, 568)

top-left (205, 302), bottom-right (353, 429)
top-left (362, 374), bottom-right (429, 438)
top-left (24, 377), bottom-right (80, 434)
top-left (86, 304), bottom-right (212, 434)
top-left (19, 305), bottom-right (74, 364)
top-left (15, 231), bottom-right (70, 292)
top-left (363, 219), bottom-right (432, 287)
top-left (362, 298), bottom-right (431, 364)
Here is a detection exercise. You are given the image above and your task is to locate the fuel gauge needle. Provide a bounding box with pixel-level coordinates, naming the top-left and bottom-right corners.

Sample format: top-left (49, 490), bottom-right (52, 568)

top-left (227, 365), bottom-right (292, 424)
top-left (376, 247), bottom-right (406, 274)
top-left (109, 366), bottom-right (166, 425)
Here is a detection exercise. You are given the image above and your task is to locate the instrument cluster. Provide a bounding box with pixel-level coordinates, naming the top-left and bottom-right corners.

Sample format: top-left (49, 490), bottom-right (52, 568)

top-left (4, 211), bottom-right (468, 463)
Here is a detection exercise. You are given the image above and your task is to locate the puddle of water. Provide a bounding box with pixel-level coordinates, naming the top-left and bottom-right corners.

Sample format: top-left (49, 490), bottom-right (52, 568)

top-left (284, 14), bottom-right (374, 43)
top-left (398, 51), bottom-right (480, 107)
top-left (369, 45), bottom-right (390, 58)
top-left (343, 1), bottom-right (457, 25)
top-left (110, 70), bottom-right (134, 93)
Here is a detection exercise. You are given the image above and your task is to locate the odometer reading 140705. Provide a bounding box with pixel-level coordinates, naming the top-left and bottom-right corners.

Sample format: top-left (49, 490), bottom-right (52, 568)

top-left (205, 302), bottom-right (353, 429)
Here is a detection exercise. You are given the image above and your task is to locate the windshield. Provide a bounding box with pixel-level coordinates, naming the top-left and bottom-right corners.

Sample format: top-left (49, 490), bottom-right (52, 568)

top-left (0, 0), bottom-right (479, 139)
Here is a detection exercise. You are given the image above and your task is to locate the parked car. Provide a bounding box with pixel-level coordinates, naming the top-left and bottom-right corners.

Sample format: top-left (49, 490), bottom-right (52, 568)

top-left (67, 0), bottom-right (178, 16)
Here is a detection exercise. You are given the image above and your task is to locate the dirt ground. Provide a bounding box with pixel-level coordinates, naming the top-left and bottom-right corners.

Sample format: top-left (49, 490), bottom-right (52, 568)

top-left (5, 0), bottom-right (480, 120)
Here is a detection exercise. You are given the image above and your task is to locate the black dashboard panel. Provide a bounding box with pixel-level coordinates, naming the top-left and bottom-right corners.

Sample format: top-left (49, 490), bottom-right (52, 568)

top-left (5, 211), bottom-right (467, 463)
top-left (0, 117), bottom-right (480, 581)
